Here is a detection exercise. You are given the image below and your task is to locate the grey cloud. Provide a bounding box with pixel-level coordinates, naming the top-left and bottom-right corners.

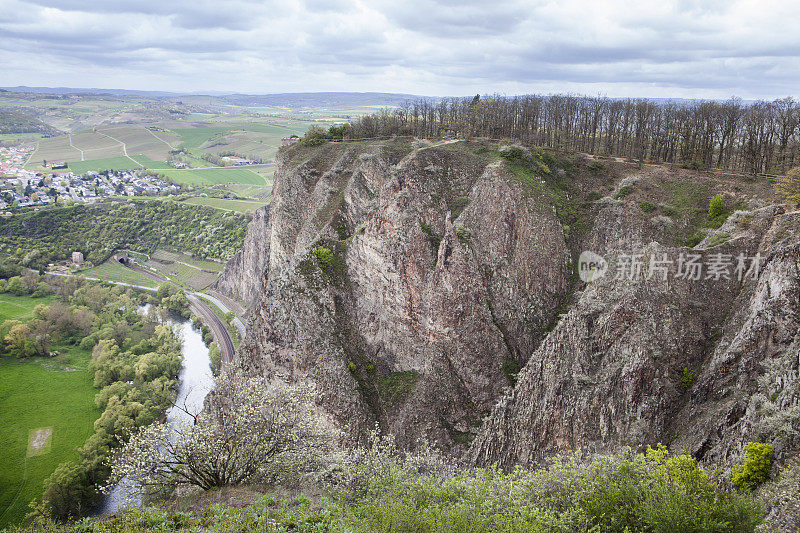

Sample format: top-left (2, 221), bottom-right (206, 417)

top-left (0, 0), bottom-right (798, 99)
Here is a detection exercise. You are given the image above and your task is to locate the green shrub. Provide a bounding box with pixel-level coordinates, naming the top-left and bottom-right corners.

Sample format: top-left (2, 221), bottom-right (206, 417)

top-left (683, 232), bottom-right (704, 247)
top-left (681, 367), bottom-right (694, 389)
top-left (614, 185), bottom-right (634, 199)
top-left (709, 194), bottom-right (726, 220)
top-left (501, 356), bottom-right (522, 386)
top-left (661, 204), bottom-right (679, 218)
top-left (314, 246), bottom-right (334, 271)
top-left (347, 361), bottom-right (357, 373)
top-left (448, 197), bottom-right (470, 219)
top-left (685, 159), bottom-right (706, 171)
top-left (640, 201), bottom-right (657, 212)
top-left (301, 125), bottom-right (329, 146)
top-left (732, 442), bottom-right (773, 491)
top-left (587, 160), bottom-right (605, 174)
top-left (340, 441), bottom-right (762, 533)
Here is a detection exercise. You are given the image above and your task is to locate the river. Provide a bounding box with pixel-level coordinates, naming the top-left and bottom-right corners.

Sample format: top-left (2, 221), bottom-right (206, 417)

top-left (98, 313), bottom-right (215, 514)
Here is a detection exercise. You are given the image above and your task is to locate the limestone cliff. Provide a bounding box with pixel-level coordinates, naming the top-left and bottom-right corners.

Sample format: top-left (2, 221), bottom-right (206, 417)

top-left (229, 139), bottom-right (799, 469)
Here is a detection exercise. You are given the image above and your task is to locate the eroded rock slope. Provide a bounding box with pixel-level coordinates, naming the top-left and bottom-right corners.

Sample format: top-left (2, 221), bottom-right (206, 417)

top-left (229, 139), bottom-right (798, 469)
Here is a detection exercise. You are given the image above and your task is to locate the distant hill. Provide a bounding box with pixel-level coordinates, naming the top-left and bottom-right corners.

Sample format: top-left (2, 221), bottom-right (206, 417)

top-left (0, 109), bottom-right (61, 136)
top-left (0, 87), bottom-right (434, 107)
top-left (217, 92), bottom-right (435, 108)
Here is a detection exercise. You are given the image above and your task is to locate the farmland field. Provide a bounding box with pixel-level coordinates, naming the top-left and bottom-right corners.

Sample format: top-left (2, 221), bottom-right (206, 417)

top-left (68, 156), bottom-right (142, 174)
top-left (129, 154), bottom-right (169, 168)
top-left (151, 249), bottom-right (225, 272)
top-left (160, 167), bottom-right (266, 186)
top-left (81, 259), bottom-right (159, 288)
top-left (27, 135), bottom-right (81, 164)
top-left (144, 249), bottom-right (224, 289)
top-left (0, 294), bottom-right (99, 528)
top-left (180, 196), bottom-right (267, 213)
top-left (27, 125), bottom-right (178, 171)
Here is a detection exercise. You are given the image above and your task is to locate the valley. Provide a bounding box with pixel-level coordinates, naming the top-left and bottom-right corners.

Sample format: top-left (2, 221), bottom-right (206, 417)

top-left (1, 91), bottom-right (799, 533)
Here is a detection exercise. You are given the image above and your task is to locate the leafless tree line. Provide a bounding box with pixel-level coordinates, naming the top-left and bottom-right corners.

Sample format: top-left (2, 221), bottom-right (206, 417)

top-left (346, 95), bottom-right (800, 175)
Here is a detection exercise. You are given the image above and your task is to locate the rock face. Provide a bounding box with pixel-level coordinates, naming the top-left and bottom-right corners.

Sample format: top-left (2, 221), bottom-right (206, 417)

top-left (470, 202), bottom-right (800, 468)
top-left (230, 139), bottom-right (800, 468)
top-left (215, 206), bottom-right (270, 310)
top-left (236, 141), bottom-right (571, 450)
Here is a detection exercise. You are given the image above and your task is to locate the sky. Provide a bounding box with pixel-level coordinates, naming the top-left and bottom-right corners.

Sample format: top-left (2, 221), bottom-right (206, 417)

top-left (1, 0), bottom-right (798, 99)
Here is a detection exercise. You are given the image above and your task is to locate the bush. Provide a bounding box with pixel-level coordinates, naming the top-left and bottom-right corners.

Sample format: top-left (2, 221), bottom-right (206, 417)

top-left (314, 246), bottom-right (334, 272)
top-left (709, 194), bottom-right (726, 219)
top-left (301, 125), bottom-right (329, 146)
top-left (614, 185), bottom-right (634, 199)
top-left (587, 160), bottom-right (605, 174)
top-left (41, 461), bottom-right (97, 521)
top-left (332, 440), bottom-right (762, 533)
top-left (641, 201), bottom-right (657, 212)
top-left (732, 442), bottom-right (773, 491)
top-left (681, 367), bottom-right (694, 389)
top-left (775, 167), bottom-right (800, 205)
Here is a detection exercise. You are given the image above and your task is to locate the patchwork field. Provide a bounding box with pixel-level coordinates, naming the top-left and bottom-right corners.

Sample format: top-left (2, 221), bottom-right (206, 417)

top-left (0, 294), bottom-right (98, 528)
top-left (27, 125), bottom-right (177, 170)
top-left (27, 135), bottom-right (81, 164)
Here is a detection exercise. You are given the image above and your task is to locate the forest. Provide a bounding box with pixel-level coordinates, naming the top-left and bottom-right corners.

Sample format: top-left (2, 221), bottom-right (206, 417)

top-left (0, 199), bottom-right (248, 271)
top-left (345, 95), bottom-right (800, 175)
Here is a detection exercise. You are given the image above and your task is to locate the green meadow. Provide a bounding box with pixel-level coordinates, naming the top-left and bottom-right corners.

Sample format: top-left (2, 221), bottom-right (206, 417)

top-left (81, 260), bottom-right (159, 288)
top-left (129, 155), bottom-right (169, 168)
top-left (0, 294), bottom-right (56, 322)
top-left (0, 296), bottom-right (99, 528)
top-left (160, 167), bottom-right (266, 186)
top-left (68, 156), bottom-right (142, 174)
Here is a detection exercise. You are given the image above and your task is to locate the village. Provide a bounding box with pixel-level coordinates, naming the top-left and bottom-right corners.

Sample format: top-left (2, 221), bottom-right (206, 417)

top-left (0, 144), bottom-right (180, 209)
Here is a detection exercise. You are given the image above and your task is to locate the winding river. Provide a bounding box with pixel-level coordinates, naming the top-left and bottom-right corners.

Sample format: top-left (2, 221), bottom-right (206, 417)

top-left (98, 313), bottom-right (215, 514)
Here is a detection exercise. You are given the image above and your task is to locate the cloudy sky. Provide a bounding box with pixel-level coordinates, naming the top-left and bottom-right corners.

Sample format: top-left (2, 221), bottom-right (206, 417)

top-left (1, 0), bottom-right (798, 98)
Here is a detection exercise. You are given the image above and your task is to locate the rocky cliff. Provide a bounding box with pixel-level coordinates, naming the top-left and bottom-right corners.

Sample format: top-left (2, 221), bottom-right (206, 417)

top-left (215, 205), bottom-right (270, 310)
top-left (230, 138), bottom-right (798, 470)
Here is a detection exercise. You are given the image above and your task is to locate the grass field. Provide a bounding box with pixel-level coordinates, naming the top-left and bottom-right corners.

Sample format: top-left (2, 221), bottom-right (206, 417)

top-left (129, 154), bottom-right (169, 168)
top-left (160, 167), bottom-right (266, 186)
top-left (68, 156), bottom-right (143, 174)
top-left (0, 294), bottom-right (57, 322)
top-left (81, 259), bottom-right (159, 288)
top-left (27, 135), bottom-right (81, 164)
top-left (180, 196), bottom-right (267, 213)
top-left (0, 293), bottom-right (99, 528)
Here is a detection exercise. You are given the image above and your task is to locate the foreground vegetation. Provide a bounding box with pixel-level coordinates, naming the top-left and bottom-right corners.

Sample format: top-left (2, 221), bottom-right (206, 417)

top-left (13, 439), bottom-right (767, 532)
